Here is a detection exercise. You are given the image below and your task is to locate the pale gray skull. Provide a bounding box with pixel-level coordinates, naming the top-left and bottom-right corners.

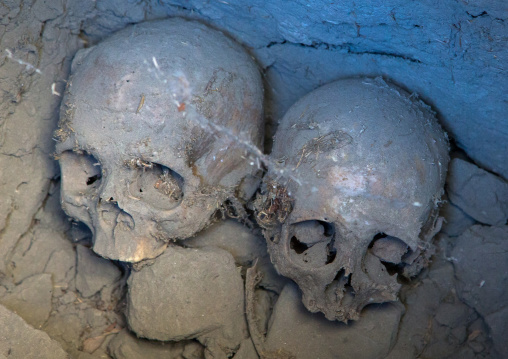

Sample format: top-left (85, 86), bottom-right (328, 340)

top-left (256, 78), bottom-right (449, 322)
top-left (55, 18), bottom-right (264, 262)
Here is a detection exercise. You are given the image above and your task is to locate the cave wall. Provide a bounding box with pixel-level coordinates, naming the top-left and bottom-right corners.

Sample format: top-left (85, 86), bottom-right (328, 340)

top-left (0, 0), bottom-right (506, 272)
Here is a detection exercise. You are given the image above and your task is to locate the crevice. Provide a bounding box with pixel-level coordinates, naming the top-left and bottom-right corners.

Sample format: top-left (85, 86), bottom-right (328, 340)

top-left (348, 49), bottom-right (422, 63)
top-left (466, 11), bottom-right (488, 19)
top-left (262, 40), bottom-right (422, 64)
top-left (0, 203), bottom-right (16, 248)
top-left (266, 40), bottom-right (286, 48)
top-left (4, 179), bottom-right (55, 272)
top-left (0, 146), bottom-right (37, 158)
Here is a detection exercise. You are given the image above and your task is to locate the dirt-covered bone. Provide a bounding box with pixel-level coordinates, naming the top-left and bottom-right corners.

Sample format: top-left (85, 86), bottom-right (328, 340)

top-left (55, 18), bottom-right (264, 262)
top-left (255, 78), bottom-right (449, 322)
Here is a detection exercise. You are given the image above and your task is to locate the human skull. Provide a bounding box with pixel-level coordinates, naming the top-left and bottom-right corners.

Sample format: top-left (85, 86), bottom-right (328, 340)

top-left (55, 18), bottom-right (263, 262)
top-left (255, 78), bottom-right (449, 322)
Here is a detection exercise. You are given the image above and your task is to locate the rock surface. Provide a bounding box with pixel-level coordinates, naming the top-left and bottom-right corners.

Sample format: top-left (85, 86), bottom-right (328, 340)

top-left (9, 227), bottom-right (75, 285)
top-left (258, 283), bottom-right (403, 359)
top-left (0, 273), bottom-right (53, 328)
top-left (0, 304), bottom-right (69, 359)
top-left (127, 245), bottom-right (247, 357)
top-left (75, 245), bottom-right (121, 298)
top-left (108, 329), bottom-right (204, 359)
top-left (452, 225), bottom-right (508, 357)
top-left (440, 197), bottom-right (477, 237)
top-left (447, 159), bottom-right (508, 226)
top-left (386, 253), bottom-right (484, 359)
top-left (184, 220), bottom-right (267, 267)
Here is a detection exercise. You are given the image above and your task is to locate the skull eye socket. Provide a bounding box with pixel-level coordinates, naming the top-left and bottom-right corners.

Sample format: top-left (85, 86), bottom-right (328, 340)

top-left (288, 220), bottom-right (336, 267)
top-left (128, 162), bottom-right (184, 211)
top-left (59, 151), bottom-right (102, 195)
top-left (369, 233), bottom-right (410, 275)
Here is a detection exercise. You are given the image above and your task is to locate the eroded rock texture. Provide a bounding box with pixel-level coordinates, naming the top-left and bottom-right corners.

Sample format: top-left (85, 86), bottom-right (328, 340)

top-left (452, 225), bottom-right (508, 357)
top-left (127, 246), bottom-right (247, 358)
top-left (261, 283), bottom-right (404, 359)
top-left (0, 304), bottom-right (69, 359)
top-left (447, 159), bottom-right (508, 226)
top-left (108, 329), bottom-right (204, 359)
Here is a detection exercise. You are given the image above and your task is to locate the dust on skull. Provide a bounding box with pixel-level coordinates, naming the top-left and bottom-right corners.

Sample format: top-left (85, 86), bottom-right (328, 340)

top-left (255, 78), bottom-right (449, 322)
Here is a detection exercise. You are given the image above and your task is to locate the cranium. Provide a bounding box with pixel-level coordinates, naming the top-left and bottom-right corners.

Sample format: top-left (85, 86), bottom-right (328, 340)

top-left (55, 18), bottom-right (263, 262)
top-left (255, 78), bottom-right (449, 322)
